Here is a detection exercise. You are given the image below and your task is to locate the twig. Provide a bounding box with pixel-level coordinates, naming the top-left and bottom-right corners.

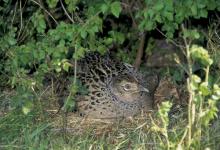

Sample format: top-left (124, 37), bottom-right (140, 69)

top-left (181, 24), bottom-right (194, 149)
top-left (134, 33), bottom-right (146, 69)
top-left (17, 17), bottom-right (32, 43)
top-left (17, 0), bottom-right (23, 38)
top-left (74, 59), bottom-right (77, 84)
top-left (38, 0), bottom-right (52, 28)
top-left (11, 1), bottom-right (18, 27)
top-left (126, 0), bottom-right (137, 28)
top-left (156, 28), bottom-right (185, 50)
top-left (30, 0), bottom-right (58, 25)
top-left (59, 0), bottom-right (75, 23)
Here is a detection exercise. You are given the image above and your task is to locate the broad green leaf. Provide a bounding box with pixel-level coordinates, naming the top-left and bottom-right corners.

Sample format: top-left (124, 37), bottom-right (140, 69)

top-left (80, 30), bottom-right (87, 39)
top-left (164, 12), bottom-right (173, 21)
top-left (62, 60), bottom-right (72, 72)
top-left (110, 1), bottom-right (122, 18)
top-left (101, 3), bottom-right (109, 14)
top-left (22, 101), bottom-right (33, 115)
top-left (22, 106), bottom-right (31, 115)
top-left (65, 0), bottom-right (79, 12)
top-left (199, 82), bottom-right (210, 96)
top-left (191, 4), bottom-right (197, 16)
top-left (104, 38), bottom-right (113, 45)
top-left (46, 0), bottom-right (58, 8)
top-left (153, 2), bottom-right (164, 11)
top-left (191, 45), bottom-right (213, 66)
top-left (200, 9), bottom-right (208, 18)
top-left (192, 75), bottom-right (201, 83)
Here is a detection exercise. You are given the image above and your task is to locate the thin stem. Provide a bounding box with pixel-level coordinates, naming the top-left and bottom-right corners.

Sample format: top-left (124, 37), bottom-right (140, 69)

top-left (134, 33), bottom-right (145, 69)
top-left (181, 24), bottom-right (193, 149)
top-left (11, 1), bottom-right (18, 27)
top-left (59, 0), bottom-right (75, 23)
top-left (17, 0), bottom-right (23, 38)
top-left (74, 59), bottom-right (77, 84)
top-left (156, 28), bottom-right (185, 49)
top-left (30, 0), bottom-right (58, 25)
top-left (205, 66), bottom-right (210, 83)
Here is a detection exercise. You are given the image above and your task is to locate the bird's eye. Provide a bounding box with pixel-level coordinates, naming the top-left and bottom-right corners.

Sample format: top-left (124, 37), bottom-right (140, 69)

top-left (123, 84), bottom-right (131, 91)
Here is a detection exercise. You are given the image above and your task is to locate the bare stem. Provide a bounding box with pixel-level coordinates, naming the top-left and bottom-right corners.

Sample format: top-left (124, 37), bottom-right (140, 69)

top-left (30, 0), bottom-right (58, 25)
top-left (134, 33), bottom-right (146, 69)
top-left (181, 24), bottom-right (194, 149)
top-left (59, 0), bottom-right (75, 23)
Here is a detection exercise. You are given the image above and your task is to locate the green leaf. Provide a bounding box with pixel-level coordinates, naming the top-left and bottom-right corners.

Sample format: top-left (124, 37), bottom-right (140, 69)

top-left (191, 45), bottom-right (213, 66)
top-left (199, 82), bottom-right (210, 96)
top-left (155, 14), bottom-right (162, 23)
top-left (164, 12), bottom-right (173, 21)
top-left (191, 75), bottom-right (201, 90)
top-left (73, 47), bottom-right (86, 60)
top-left (22, 101), bottom-right (33, 115)
top-left (192, 75), bottom-right (201, 83)
top-left (65, 0), bottom-right (79, 12)
top-left (183, 29), bottom-right (200, 39)
top-left (62, 60), bottom-right (72, 72)
top-left (80, 30), bottom-right (87, 39)
top-left (22, 106), bottom-right (31, 115)
top-left (97, 45), bottom-right (106, 55)
top-left (191, 4), bottom-right (197, 16)
top-left (200, 9), bottom-right (208, 18)
top-left (63, 95), bottom-right (76, 112)
top-left (104, 38), bottom-right (113, 45)
top-left (55, 66), bottom-right (62, 73)
top-left (101, 3), bottom-right (109, 14)
top-left (8, 37), bottom-right (17, 45)
top-left (46, 0), bottom-right (58, 8)
top-left (154, 2), bottom-right (164, 11)
top-left (110, 1), bottom-right (122, 18)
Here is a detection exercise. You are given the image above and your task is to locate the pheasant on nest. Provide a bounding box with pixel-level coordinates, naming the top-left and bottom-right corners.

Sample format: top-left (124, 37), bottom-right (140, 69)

top-left (74, 53), bottom-right (158, 119)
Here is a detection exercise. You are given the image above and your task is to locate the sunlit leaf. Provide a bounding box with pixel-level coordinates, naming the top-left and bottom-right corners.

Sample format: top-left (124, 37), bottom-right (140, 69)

top-left (110, 1), bottom-right (122, 18)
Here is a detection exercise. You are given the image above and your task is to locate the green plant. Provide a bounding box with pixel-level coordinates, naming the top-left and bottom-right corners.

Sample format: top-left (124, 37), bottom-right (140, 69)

top-left (150, 26), bottom-right (220, 149)
top-left (1, 0), bottom-right (220, 149)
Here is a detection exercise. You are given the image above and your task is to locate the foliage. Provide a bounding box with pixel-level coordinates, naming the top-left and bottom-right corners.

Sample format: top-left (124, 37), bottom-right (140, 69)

top-left (0, 0), bottom-right (220, 149)
top-left (151, 28), bottom-right (220, 149)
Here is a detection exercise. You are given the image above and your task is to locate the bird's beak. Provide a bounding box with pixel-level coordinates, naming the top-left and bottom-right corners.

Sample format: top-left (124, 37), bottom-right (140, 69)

top-left (140, 86), bottom-right (149, 92)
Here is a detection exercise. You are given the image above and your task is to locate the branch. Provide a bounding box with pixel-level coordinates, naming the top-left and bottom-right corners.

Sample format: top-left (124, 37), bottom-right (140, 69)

top-left (38, 0), bottom-right (52, 28)
top-left (133, 33), bottom-right (146, 69)
top-left (59, 0), bottom-right (75, 23)
top-left (30, 0), bottom-right (58, 25)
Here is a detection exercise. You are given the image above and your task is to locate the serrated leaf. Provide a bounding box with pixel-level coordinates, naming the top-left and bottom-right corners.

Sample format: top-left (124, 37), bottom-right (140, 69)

top-left (110, 1), bottom-right (121, 18)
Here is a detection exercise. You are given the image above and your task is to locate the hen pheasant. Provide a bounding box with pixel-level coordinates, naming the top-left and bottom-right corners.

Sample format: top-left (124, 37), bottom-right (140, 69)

top-left (73, 53), bottom-right (157, 119)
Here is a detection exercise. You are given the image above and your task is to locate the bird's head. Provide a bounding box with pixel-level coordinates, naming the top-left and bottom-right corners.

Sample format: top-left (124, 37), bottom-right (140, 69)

top-left (111, 75), bottom-right (149, 102)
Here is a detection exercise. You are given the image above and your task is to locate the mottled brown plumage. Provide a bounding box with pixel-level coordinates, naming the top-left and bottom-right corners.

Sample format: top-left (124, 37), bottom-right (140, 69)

top-left (76, 53), bottom-right (155, 119)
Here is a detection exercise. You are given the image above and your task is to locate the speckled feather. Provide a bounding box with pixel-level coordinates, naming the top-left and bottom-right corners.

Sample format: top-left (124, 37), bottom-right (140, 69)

top-left (76, 53), bottom-right (154, 119)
